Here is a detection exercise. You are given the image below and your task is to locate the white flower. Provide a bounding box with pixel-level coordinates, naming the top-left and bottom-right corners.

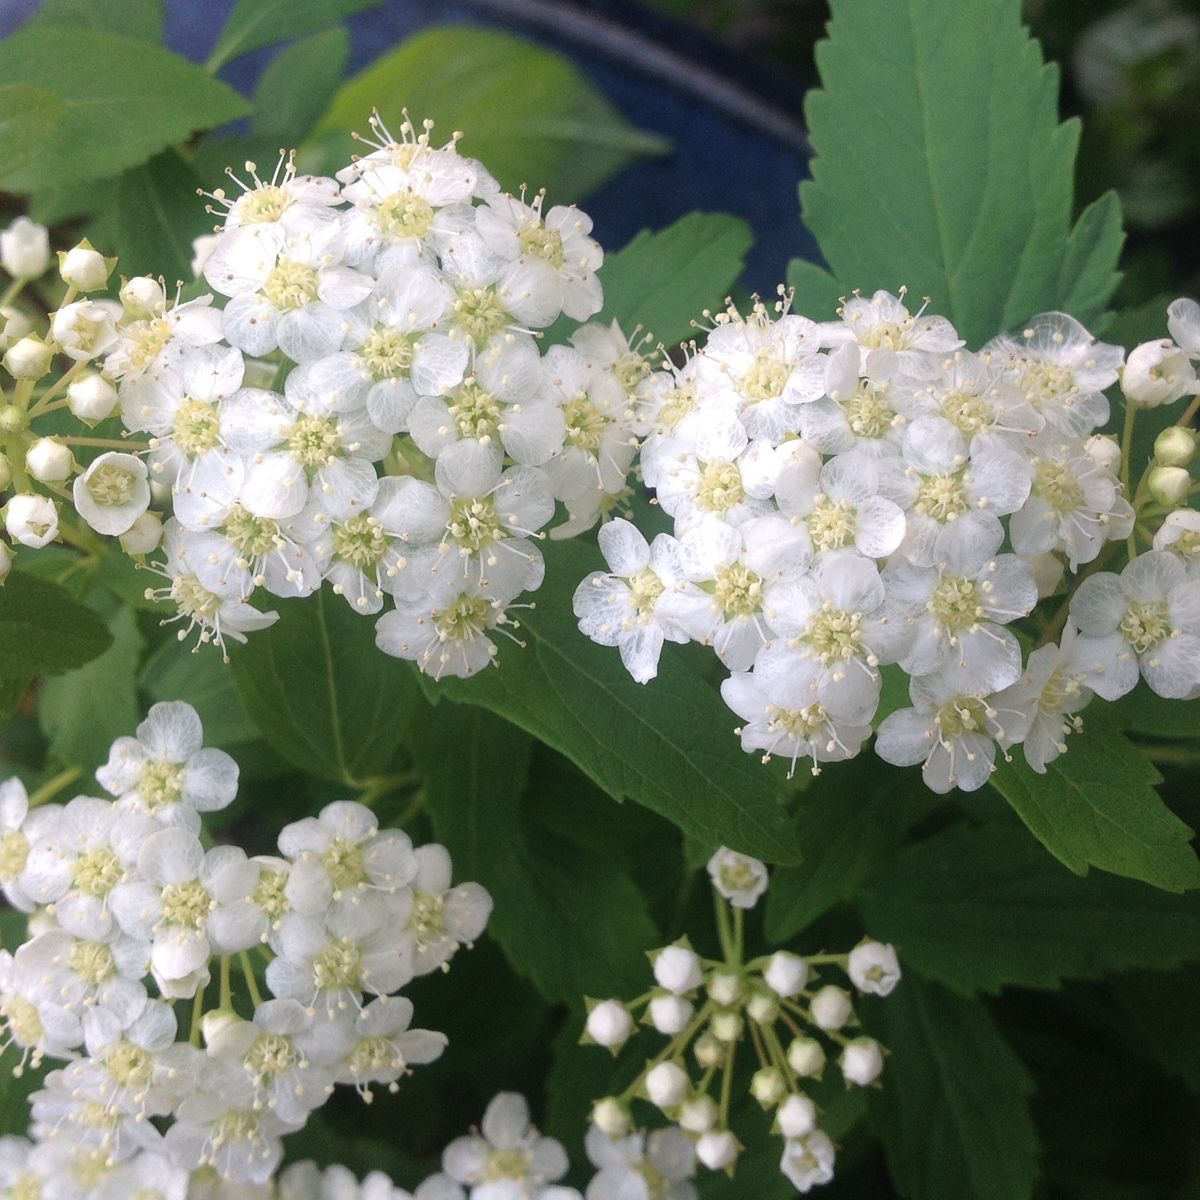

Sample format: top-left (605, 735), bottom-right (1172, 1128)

top-left (1, 216), bottom-right (51, 278)
top-left (72, 451), bottom-right (152, 536)
top-left (105, 295), bottom-right (225, 382)
top-left (396, 842), bottom-right (491, 976)
top-left (822, 288), bottom-right (961, 369)
top-left (98, 701), bottom-right (239, 827)
top-left (332, 994), bottom-right (447, 1095)
top-left (442, 1091), bottom-right (571, 1199)
top-left (1069, 550), bottom-right (1200, 699)
top-left (584, 1124), bottom-right (697, 1200)
top-left (13, 928), bottom-right (147, 1021)
top-left (705, 847), bottom-right (768, 909)
top-left (847, 940), bottom-right (902, 996)
top-left (1122, 338), bottom-right (1198, 407)
top-left (51, 299), bottom-right (119, 361)
top-left (1154, 508), bottom-right (1200, 577)
top-left (0, 946), bottom-right (85, 1063)
top-left (208, 157), bottom-right (341, 235)
top-left (5, 493), bottom-right (59, 547)
top-left (0, 778), bottom-right (39, 912)
top-left (779, 1130), bottom-right (836, 1192)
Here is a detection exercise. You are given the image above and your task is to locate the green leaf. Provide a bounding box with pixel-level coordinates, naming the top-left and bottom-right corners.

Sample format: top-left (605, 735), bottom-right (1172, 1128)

top-left (229, 591), bottom-right (419, 786)
top-left (40, 606), bottom-right (142, 771)
top-left (796, 0), bottom-right (1124, 345)
top-left (253, 27), bottom-right (350, 143)
top-left (424, 540), bottom-right (801, 865)
top-left (990, 716), bottom-right (1200, 891)
top-left (208, 0), bottom-right (384, 73)
top-left (112, 150), bottom-right (209, 283)
top-left (595, 214), bottom-right (753, 349)
top-left (411, 702), bottom-right (658, 1004)
top-left (0, 572), bottom-right (112, 677)
top-left (861, 824), bottom-right (1200, 995)
top-left (1110, 683), bottom-right (1200, 740)
top-left (0, 29), bottom-right (249, 193)
top-left (1111, 967), bottom-right (1200, 1094)
top-left (312, 27), bottom-right (668, 200)
top-left (868, 976), bottom-right (1039, 1200)
top-left (29, 0), bottom-right (163, 41)
top-left (0, 675), bottom-right (29, 720)
top-left (0, 84), bottom-right (66, 180)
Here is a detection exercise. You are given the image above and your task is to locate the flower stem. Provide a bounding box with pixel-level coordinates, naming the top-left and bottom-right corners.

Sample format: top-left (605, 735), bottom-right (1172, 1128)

top-left (26, 765), bottom-right (81, 807)
top-left (188, 985), bottom-right (205, 1047)
top-left (219, 955), bottom-right (233, 1010)
top-left (239, 950), bottom-right (264, 1008)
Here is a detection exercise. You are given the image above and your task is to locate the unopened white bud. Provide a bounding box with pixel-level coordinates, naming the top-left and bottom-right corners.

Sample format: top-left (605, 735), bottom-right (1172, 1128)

top-left (1148, 465), bottom-right (1191, 509)
top-left (693, 1032), bottom-right (724, 1070)
top-left (58, 239), bottom-right (116, 292)
top-left (840, 1036), bottom-right (884, 1086)
top-left (677, 1093), bottom-right (717, 1134)
top-left (751, 1066), bottom-right (786, 1107)
top-left (67, 373), bottom-right (119, 423)
top-left (653, 944), bottom-right (702, 995)
top-left (645, 1061), bottom-right (689, 1109)
top-left (4, 494), bottom-right (59, 548)
top-left (746, 990), bottom-right (780, 1024)
top-left (649, 993), bottom-right (693, 1035)
top-left (1, 217), bottom-right (51, 279)
top-left (787, 1036), bottom-right (826, 1078)
top-left (811, 985), bottom-right (853, 1030)
top-left (119, 275), bottom-right (165, 320)
top-left (0, 307), bottom-right (34, 351)
top-left (591, 1098), bottom-right (630, 1137)
top-left (847, 940), bottom-right (902, 996)
top-left (120, 511), bottom-right (163, 556)
top-left (1168, 297), bottom-right (1200, 356)
top-left (586, 1000), bottom-right (633, 1049)
top-left (710, 1009), bottom-right (743, 1044)
top-left (1084, 433), bottom-right (1122, 473)
top-left (201, 1009), bottom-right (243, 1045)
top-left (25, 438), bottom-right (72, 483)
top-left (707, 970), bottom-right (742, 1006)
top-left (695, 1129), bottom-right (739, 1171)
top-left (765, 950), bottom-right (809, 998)
top-left (1122, 339), bottom-right (1197, 407)
top-left (3, 335), bottom-right (53, 379)
top-left (777, 1093), bottom-right (818, 1139)
top-left (1155, 426), bottom-right (1197, 468)
top-left (1024, 551), bottom-right (1066, 599)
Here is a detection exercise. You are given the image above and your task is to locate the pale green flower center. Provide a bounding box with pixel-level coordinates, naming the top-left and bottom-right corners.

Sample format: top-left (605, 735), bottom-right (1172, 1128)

top-left (519, 224), bottom-right (564, 268)
top-left (238, 186), bottom-right (288, 224)
top-left (211, 1109), bottom-right (265, 1148)
top-left (126, 318), bottom-right (171, 372)
top-left (928, 575), bottom-right (980, 633)
top-left (806, 608), bottom-right (864, 664)
top-left (628, 568), bottom-right (664, 617)
top-left (103, 1039), bottom-right (153, 1089)
top-left (159, 879), bottom-right (212, 930)
top-left (86, 463), bottom-right (137, 507)
top-left (435, 595), bottom-right (494, 642)
top-left (1174, 529), bottom-right (1200, 559)
top-left (1020, 360), bottom-right (1076, 409)
top-left (941, 389), bottom-right (992, 435)
top-left (658, 383), bottom-right (696, 429)
top-left (844, 383), bottom-right (897, 438)
top-left (861, 318), bottom-right (909, 350)
top-left (714, 562), bottom-right (763, 617)
top-left (486, 1148), bottom-right (531, 1181)
top-left (447, 496), bottom-right (504, 552)
top-left (10, 1173), bottom-right (42, 1200)
top-left (450, 383), bottom-right (503, 441)
top-left (334, 514), bottom-right (388, 568)
top-left (767, 702), bottom-right (827, 742)
top-left (263, 260), bottom-right (318, 311)
top-left (376, 189), bottom-right (434, 241)
top-left (170, 573), bottom-right (222, 621)
top-left (1035, 460), bottom-right (1083, 514)
top-left (563, 394), bottom-right (607, 453)
top-left (361, 327), bottom-right (415, 379)
top-left (1038, 666), bottom-right (1085, 715)
top-left (935, 696), bottom-right (989, 739)
top-left (1, 993), bottom-right (43, 1047)
top-left (139, 759), bottom-right (184, 811)
top-left (742, 353), bottom-right (789, 400)
top-left (70, 939), bottom-right (116, 986)
top-left (1119, 600), bottom-right (1170, 655)
top-left (915, 473), bottom-right (968, 522)
top-left (321, 836), bottom-right (366, 890)
top-left (172, 397), bottom-right (221, 456)
top-left (615, 351), bottom-right (651, 397)
top-left (454, 287), bottom-right (509, 347)
top-left (288, 414), bottom-right (341, 467)
top-left (808, 496), bottom-right (858, 552)
top-left (409, 891), bottom-right (445, 941)
top-left (719, 860), bottom-right (758, 892)
top-left (74, 846), bottom-right (121, 897)
top-left (245, 1032), bottom-right (298, 1082)
top-left (312, 937), bottom-right (363, 990)
top-left (696, 461), bottom-right (744, 514)
top-left (0, 829), bottom-right (29, 881)
top-left (348, 1035), bottom-right (399, 1076)
top-left (224, 505), bottom-right (281, 560)
top-left (253, 868), bottom-right (289, 920)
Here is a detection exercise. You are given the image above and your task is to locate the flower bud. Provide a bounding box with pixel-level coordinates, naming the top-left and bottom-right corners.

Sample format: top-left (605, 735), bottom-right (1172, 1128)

top-left (764, 950), bottom-right (809, 998)
top-left (119, 275), bottom-right (165, 320)
top-left (591, 1097), bottom-right (630, 1137)
top-left (51, 300), bottom-right (118, 362)
top-left (67, 373), bottom-right (119, 423)
top-left (677, 1094), bottom-right (717, 1134)
top-left (25, 438), bottom-right (72, 483)
top-left (1148, 465), bottom-right (1192, 509)
top-left (3, 335), bottom-right (53, 380)
top-left (120, 511), bottom-right (163, 556)
top-left (1, 217), bottom-right (51, 280)
top-left (710, 1009), bottom-right (743, 1044)
top-left (1122, 339), bottom-right (1197, 408)
top-left (787, 1036), bottom-right (826, 1078)
top-left (693, 1032), bottom-right (724, 1070)
top-left (645, 1061), bottom-right (689, 1109)
top-left (586, 1000), bottom-right (633, 1050)
top-left (648, 994), bottom-right (693, 1035)
top-left (201, 1009), bottom-right (243, 1045)
top-left (840, 1036), bottom-right (885, 1086)
top-left (4, 494), bottom-right (59, 548)
top-left (1155, 426), bottom-right (1197, 469)
top-left (751, 1066), bottom-right (786, 1108)
top-left (707, 970), bottom-right (742, 1006)
top-left (0, 453), bottom-right (12, 491)
top-left (653, 944), bottom-right (702, 995)
top-left (1024, 551), bottom-right (1065, 599)
top-left (811, 985), bottom-right (853, 1030)
top-left (746, 990), bottom-right (780, 1025)
top-left (695, 1130), bottom-right (739, 1171)
top-left (847, 940), bottom-right (902, 996)
top-left (0, 306), bottom-right (34, 351)
top-left (1084, 433), bottom-right (1122, 473)
top-left (1168, 297), bottom-right (1200, 356)
top-left (58, 239), bottom-right (116, 292)
top-left (777, 1092), bottom-right (818, 1139)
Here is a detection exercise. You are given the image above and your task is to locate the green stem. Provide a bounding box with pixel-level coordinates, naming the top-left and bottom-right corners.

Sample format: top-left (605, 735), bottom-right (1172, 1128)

top-left (1120, 400), bottom-right (1139, 560)
top-left (188, 985), bottom-right (206, 1047)
top-left (732, 907), bottom-right (744, 968)
top-left (26, 359), bottom-right (86, 419)
top-left (718, 1037), bottom-right (737, 1127)
top-left (714, 892), bottom-right (736, 964)
top-left (59, 436), bottom-right (149, 451)
top-left (239, 950), bottom-right (264, 1008)
top-left (0, 279), bottom-right (26, 307)
top-left (219, 955), bottom-right (232, 1010)
top-left (27, 765), bottom-right (82, 807)
top-left (1177, 394), bottom-right (1200, 429)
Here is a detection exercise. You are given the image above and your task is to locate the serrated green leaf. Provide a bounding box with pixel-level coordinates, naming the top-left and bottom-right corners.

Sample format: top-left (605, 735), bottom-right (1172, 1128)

top-left (112, 150), bottom-right (209, 283)
top-left (312, 27), bottom-right (668, 200)
top-left (797, 0), bottom-right (1124, 344)
top-left (861, 824), bottom-right (1200, 994)
top-left (867, 976), bottom-right (1039, 1200)
top-left (207, 0), bottom-right (384, 73)
top-left (0, 84), bottom-right (66, 180)
top-left (253, 28), bottom-right (349, 143)
top-left (412, 701), bottom-right (657, 1004)
top-left (424, 540), bottom-right (801, 865)
top-left (40, 606), bottom-right (142, 771)
top-left (228, 590), bottom-right (418, 786)
top-left (29, 0), bottom-right (163, 41)
top-left (595, 213), bottom-right (753, 349)
top-left (785, 258), bottom-right (843, 317)
top-left (991, 716), bottom-right (1200, 891)
top-left (0, 29), bottom-right (248, 193)
top-left (1111, 967), bottom-right (1200, 1095)
top-left (0, 572), bottom-right (112, 677)
top-left (1110, 685), bottom-right (1200, 739)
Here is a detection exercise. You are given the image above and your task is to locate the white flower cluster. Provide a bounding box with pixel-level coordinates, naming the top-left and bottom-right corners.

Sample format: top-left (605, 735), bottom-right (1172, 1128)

top-left (0, 700), bottom-right (490, 1190)
top-left (582, 847), bottom-right (900, 1195)
top-left (575, 289), bottom-right (1200, 791)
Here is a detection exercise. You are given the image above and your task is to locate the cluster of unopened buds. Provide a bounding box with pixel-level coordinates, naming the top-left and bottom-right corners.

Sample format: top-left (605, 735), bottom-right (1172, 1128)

top-left (574, 287), bottom-right (1200, 791)
top-left (0, 700), bottom-right (491, 1191)
top-left (581, 847), bottom-right (900, 1194)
